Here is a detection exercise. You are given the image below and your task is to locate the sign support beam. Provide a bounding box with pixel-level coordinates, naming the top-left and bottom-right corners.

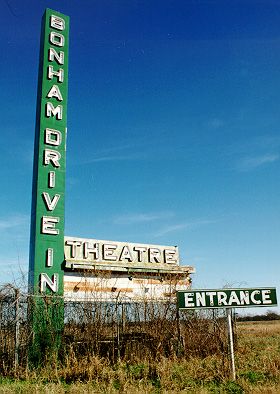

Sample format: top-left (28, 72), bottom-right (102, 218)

top-left (226, 308), bottom-right (236, 381)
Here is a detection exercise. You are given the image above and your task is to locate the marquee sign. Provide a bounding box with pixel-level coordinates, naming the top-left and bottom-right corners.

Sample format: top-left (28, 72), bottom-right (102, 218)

top-left (64, 236), bottom-right (180, 270)
top-left (64, 237), bottom-right (194, 302)
top-left (177, 288), bottom-right (278, 309)
top-left (29, 9), bottom-right (69, 296)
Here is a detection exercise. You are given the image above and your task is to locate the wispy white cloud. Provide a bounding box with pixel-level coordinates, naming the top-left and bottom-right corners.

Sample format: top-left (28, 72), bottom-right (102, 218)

top-left (207, 118), bottom-right (225, 129)
top-left (0, 255), bottom-right (29, 287)
top-left (79, 142), bottom-right (147, 165)
top-left (113, 211), bottom-right (174, 225)
top-left (84, 154), bottom-right (143, 163)
top-left (236, 154), bottom-right (279, 172)
top-left (253, 135), bottom-right (280, 150)
top-left (0, 214), bottom-right (29, 230)
top-left (0, 257), bottom-right (27, 269)
top-left (155, 219), bottom-right (216, 237)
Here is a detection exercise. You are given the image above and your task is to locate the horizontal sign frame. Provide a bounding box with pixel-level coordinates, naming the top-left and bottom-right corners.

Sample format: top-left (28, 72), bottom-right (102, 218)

top-left (177, 287), bottom-right (278, 309)
top-left (64, 236), bottom-right (182, 269)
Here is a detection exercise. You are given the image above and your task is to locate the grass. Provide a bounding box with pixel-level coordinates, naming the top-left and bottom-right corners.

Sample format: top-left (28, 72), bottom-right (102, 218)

top-left (0, 321), bottom-right (279, 393)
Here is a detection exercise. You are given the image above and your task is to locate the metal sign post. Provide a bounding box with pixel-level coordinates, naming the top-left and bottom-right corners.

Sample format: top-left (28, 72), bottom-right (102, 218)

top-left (226, 308), bottom-right (236, 381)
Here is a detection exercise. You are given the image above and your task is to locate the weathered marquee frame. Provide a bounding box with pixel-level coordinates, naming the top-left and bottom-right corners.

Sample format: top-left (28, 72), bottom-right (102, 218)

top-left (64, 236), bottom-right (194, 302)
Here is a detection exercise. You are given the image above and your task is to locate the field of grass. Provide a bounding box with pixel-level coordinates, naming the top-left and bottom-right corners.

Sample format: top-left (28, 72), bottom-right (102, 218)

top-left (0, 320), bottom-right (279, 393)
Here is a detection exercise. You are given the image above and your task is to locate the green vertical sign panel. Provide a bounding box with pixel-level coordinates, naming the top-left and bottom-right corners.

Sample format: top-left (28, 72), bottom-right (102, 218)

top-left (28, 8), bottom-right (69, 362)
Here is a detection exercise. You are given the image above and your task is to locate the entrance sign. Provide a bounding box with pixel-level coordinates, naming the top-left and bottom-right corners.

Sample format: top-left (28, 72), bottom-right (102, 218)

top-left (29, 9), bottom-right (69, 296)
top-left (177, 288), bottom-right (277, 309)
top-left (177, 287), bottom-right (277, 381)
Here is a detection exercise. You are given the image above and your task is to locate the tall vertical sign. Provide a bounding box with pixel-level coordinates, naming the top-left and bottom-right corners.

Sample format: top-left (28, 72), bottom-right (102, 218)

top-left (29, 9), bottom-right (69, 360)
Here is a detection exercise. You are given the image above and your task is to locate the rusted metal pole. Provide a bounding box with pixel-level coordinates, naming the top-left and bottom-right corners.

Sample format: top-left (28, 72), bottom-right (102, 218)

top-left (14, 288), bottom-right (20, 371)
top-left (227, 308), bottom-right (236, 381)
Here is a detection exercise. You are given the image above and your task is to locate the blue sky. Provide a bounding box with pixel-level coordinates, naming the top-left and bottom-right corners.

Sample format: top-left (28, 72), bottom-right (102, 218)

top-left (1, 1), bottom-right (279, 312)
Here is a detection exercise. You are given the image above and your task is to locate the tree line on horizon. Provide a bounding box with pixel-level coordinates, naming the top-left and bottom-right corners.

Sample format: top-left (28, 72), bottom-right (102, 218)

top-left (236, 311), bottom-right (280, 322)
